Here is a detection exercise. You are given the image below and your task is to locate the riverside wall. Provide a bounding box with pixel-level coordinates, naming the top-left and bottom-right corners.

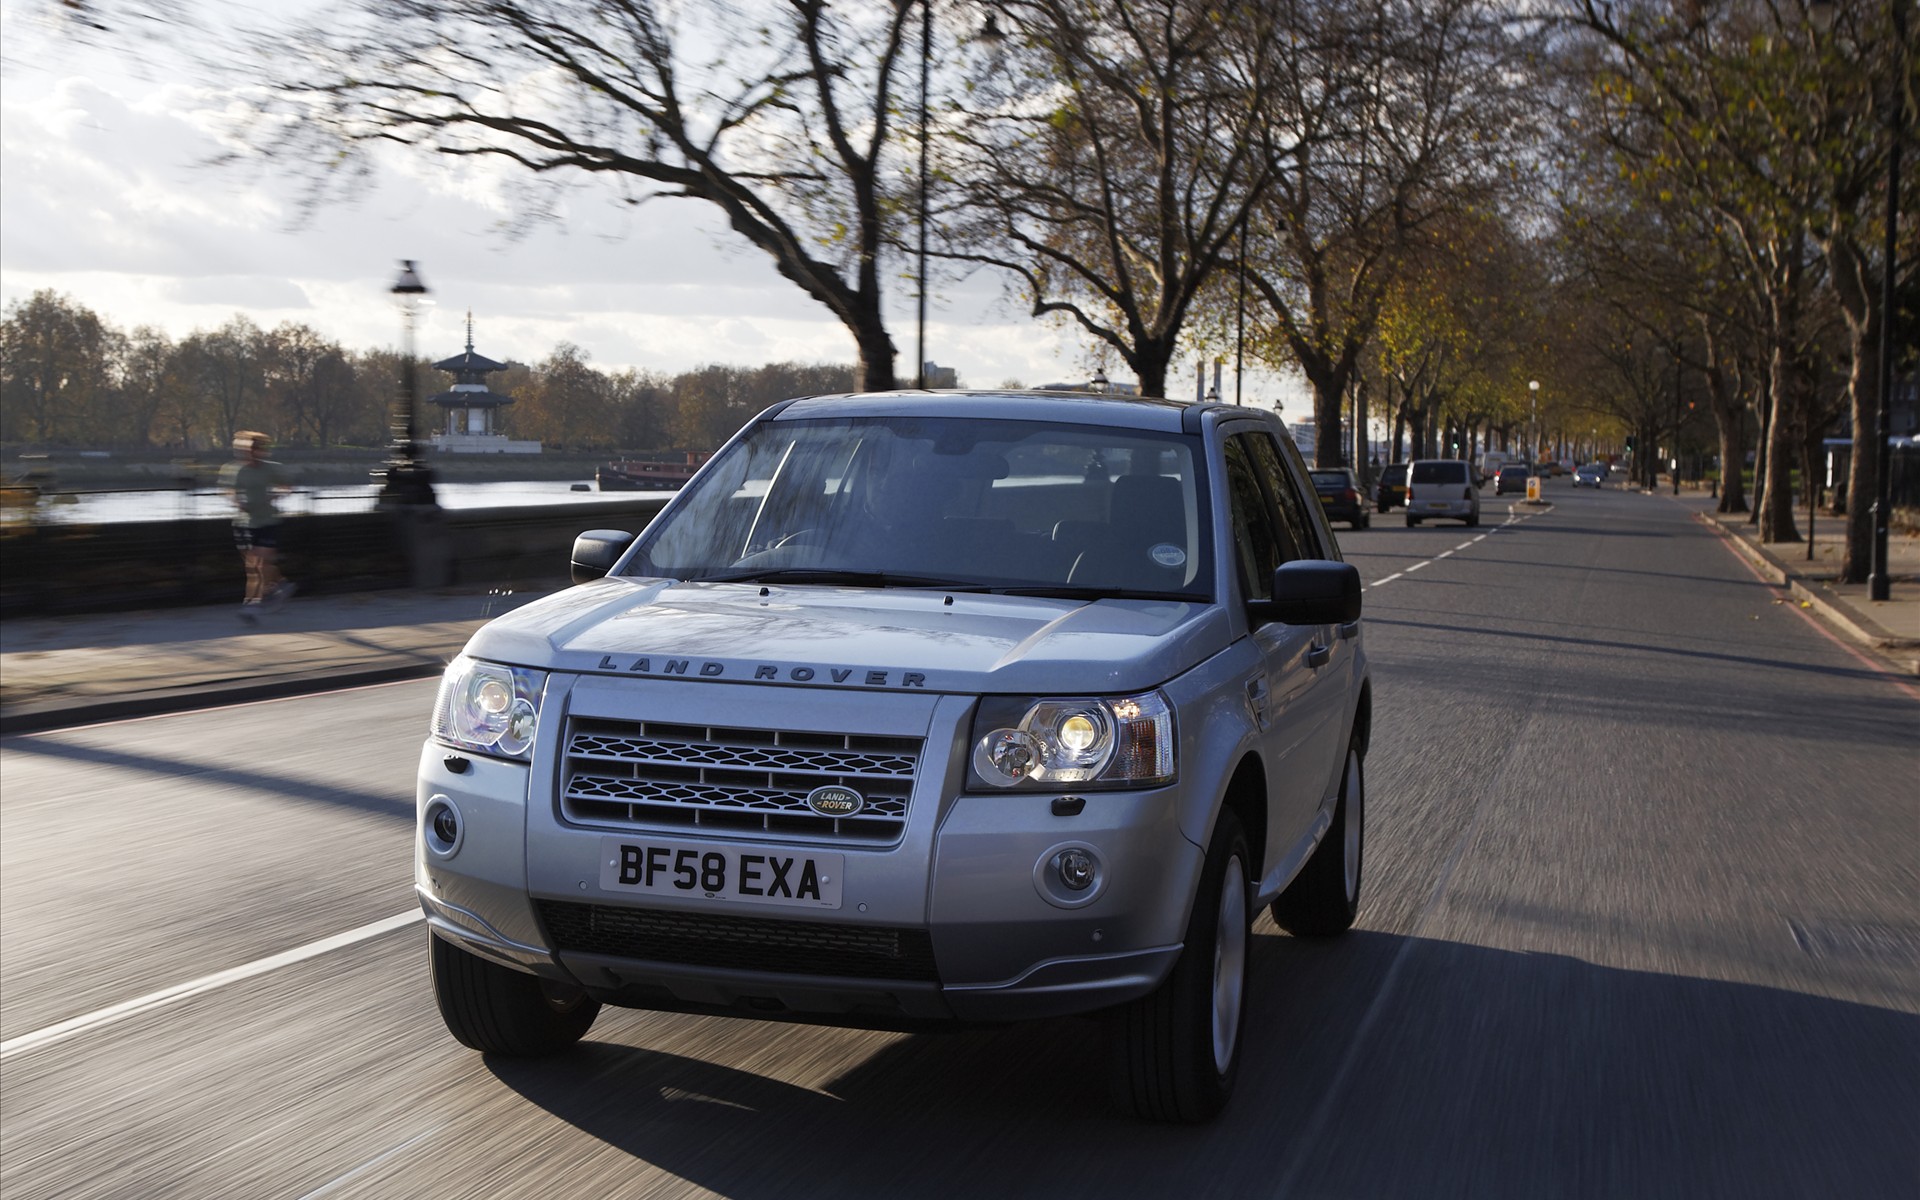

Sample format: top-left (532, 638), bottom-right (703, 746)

top-left (0, 497), bottom-right (671, 617)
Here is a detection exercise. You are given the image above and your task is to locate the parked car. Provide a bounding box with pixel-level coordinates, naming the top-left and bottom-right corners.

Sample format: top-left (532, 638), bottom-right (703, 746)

top-left (417, 389), bottom-right (1372, 1124)
top-left (1494, 464), bottom-right (1531, 496)
top-left (1573, 462), bottom-right (1607, 488)
top-left (1375, 462), bottom-right (1408, 512)
top-left (1404, 458), bottom-right (1481, 526)
top-left (1311, 467), bottom-right (1370, 529)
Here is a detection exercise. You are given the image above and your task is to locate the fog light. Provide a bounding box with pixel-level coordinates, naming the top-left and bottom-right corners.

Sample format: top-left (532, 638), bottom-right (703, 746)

top-left (1057, 848), bottom-right (1095, 890)
top-left (423, 795), bottom-right (464, 859)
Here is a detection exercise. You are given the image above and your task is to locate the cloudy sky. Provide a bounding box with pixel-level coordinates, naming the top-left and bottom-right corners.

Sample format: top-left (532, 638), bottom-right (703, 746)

top-left (0, 0), bottom-right (1302, 409)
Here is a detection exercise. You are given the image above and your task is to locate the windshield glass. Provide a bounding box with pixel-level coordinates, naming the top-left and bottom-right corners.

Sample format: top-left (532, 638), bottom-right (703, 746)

top-left (627, 415), bottom-right (1212, 598)
top-left (1411, 461), bottom-right (1466, 484)
top-left (1309, 471), bottom-right (1347, 487)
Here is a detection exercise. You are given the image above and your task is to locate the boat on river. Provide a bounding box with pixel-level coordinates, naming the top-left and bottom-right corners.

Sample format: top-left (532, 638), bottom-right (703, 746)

top-left (595, 452), bottom-right (712, 491)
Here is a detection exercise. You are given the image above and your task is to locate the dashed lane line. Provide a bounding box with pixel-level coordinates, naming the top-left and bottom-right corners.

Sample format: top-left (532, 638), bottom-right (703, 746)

top-left (0, 910), bottom-right (424, 1061)
top-left (1365, 509), bottom-right (1536, 589)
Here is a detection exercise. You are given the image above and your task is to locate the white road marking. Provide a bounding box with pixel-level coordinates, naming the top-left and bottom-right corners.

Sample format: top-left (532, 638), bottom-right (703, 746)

top-left (1405, 561), bottom-right (1427, 572)
top-left (1437, 550), bottom-right (1455, 559)
top-left (295, 1124), bottom-right (445, 1200)
top-left (0, 910), bottom-right (424, 1061)
top-left (1370, 573), bottom-right (1404, 587)
top-left (1455, 542), bottom-right (1475, 551)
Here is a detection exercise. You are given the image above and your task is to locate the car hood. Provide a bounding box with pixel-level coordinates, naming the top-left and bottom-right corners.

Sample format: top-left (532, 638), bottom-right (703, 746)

top-left (463, 577), bottom-right (1230, 695)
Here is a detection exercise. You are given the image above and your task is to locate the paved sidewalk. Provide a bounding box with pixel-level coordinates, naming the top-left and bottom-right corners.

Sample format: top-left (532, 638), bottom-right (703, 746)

top-left (3, 488), bottom-right (1916, 735)
top-left (0, 584), bottom-right (555, 734)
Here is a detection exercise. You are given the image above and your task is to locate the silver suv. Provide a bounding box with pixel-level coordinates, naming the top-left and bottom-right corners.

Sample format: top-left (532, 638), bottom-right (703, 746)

top-left (416, 391), bottom-right (1372, 1122)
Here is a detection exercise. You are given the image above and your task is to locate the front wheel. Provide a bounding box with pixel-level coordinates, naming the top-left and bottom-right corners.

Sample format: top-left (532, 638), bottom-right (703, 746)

top-left (1271, 739), bottom-right (1364, 938)
top-left (1466, 511), bottom-right (1480, 528)
top-left (1406, 515), bottom-right (1421, 527)
top-left (430, 931), bottom-right (600, 1056)
top-left (1110, 809), bottom-right (1251, 1123)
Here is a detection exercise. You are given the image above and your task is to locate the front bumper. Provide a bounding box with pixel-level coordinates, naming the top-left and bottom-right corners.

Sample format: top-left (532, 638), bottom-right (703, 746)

top-left (415, 678), bottom-right (1207, 1025)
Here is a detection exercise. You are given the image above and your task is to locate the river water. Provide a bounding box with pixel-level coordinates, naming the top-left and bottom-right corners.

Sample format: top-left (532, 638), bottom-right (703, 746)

top-left (2, 480), bottom-right (667, 526)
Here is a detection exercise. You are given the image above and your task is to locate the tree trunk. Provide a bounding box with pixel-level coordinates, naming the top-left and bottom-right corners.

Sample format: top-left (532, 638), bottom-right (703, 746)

top-left (1758, 334), bottom-right (1801, 542)
top-left (1827, 246), bottom-right (1882, 583)
top-left (850, 311), bottom-right (899, 392)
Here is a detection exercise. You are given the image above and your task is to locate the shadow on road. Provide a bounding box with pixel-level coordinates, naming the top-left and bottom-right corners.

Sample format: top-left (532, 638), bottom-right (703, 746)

top-left (486, 929), bottom-right (1917, 1199)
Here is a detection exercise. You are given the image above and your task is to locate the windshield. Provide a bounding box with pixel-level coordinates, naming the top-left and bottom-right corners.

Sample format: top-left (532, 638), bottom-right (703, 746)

top-left (1411, 461), bottom-right (1466, 484)
top-left (627, 415), bottom-right (1212, 598)
top-left (1309, 471), bottom-right (1348, 487)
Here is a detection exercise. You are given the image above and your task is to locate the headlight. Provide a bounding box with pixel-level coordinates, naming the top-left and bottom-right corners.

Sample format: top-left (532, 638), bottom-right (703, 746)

top-left (432, 657), bottom-right (547, 761)
top-left (968, 691), bottom-right (1175, 790)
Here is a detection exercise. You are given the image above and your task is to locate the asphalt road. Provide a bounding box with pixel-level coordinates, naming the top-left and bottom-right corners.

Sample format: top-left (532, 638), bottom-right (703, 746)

top-left (3, 483), bottom-right (1915, 1199)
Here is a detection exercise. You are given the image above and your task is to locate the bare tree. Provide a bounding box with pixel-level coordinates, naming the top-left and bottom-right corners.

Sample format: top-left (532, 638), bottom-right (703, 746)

top-left (1238, 0), bottom-right (1534, 468)
top-left (192, 0), bottom-right (941, 390)
top-left (939, 0), bottom-right (1295, 397)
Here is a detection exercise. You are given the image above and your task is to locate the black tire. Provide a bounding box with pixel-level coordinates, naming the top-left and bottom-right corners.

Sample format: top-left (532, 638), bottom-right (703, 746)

top-left (1406, 515), bottom-right (1420, 527)
top-left (1353, 512), bottom-right (1369, 531)
top-left (1376, 502), bottom-right (1389, 514)
top-left (1271, 739), bottom-right (1364, 939)
top-left (1111, 808), bottom-right (1252, 1123)
top-left (430, 931), bottom-right (600, 1056)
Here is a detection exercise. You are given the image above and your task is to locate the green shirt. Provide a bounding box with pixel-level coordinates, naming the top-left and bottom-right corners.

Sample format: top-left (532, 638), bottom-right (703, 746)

top-left (218, 459), bottom-right (287, 529)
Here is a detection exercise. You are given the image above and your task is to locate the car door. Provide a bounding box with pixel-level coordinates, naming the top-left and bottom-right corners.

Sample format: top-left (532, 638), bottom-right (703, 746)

top-left (1221, 430), bottom-right (1340, 846)
top-left (1246, 430), bottom-right (1353, 813)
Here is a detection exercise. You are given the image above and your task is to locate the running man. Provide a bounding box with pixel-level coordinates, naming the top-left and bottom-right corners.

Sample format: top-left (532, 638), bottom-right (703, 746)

top-left (219, 431), bottom-right (294, 621)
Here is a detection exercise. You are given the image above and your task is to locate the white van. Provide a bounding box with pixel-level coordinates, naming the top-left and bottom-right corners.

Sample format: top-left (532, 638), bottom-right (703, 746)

top-left (1477, 451), bottom-right (1509, 486)
top-left (1406, 458), bottom-right (1481, 526)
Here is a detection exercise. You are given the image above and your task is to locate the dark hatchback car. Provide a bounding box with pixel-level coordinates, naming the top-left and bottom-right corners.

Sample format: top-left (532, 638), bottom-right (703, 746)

top-left (1494, 464), bottom-right (1531, 496)
top-left (1310, 468), bottom-right (1370, 529)
top-left (1375, 462), bottom-right (1408, 512)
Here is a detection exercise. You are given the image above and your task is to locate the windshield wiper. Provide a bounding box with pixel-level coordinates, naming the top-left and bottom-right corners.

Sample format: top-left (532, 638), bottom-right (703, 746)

top-left (696, 568), bottom-right (987, 589)
top-left (991, 585), bottom-right (1197, 601)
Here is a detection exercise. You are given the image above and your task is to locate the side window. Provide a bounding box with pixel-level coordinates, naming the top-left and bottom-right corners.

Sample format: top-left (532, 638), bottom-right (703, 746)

top-left (1223, 435), bottom-right (1281, 602)
top-left (1247, 432), bottom-right (1325, 561)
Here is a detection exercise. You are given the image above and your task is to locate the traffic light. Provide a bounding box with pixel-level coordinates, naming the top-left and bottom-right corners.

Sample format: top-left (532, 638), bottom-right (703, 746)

top-left (1626, 435), bottom-right (1637, 452)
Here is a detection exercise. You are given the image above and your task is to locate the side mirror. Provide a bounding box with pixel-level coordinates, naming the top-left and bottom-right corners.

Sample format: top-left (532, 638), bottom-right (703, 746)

top-left (1256, 560), bottom-right (1362, 626)
top-left (572, 529), bottom-right (636, 585)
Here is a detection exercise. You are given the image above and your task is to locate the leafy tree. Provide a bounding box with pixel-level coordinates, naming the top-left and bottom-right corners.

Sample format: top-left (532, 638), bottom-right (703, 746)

top-left (0, 290), bottom-right (113, 445)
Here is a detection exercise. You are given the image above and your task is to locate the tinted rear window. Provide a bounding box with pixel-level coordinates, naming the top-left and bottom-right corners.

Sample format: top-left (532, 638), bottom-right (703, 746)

top-left (1411, 461), bottom-right (1467, 484)
top-left (1309, 472), bottom-right (1347, 487)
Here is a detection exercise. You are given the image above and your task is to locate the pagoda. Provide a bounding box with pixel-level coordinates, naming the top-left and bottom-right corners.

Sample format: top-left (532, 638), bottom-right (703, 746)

top-left (428, 313), bottom-right (539, 453)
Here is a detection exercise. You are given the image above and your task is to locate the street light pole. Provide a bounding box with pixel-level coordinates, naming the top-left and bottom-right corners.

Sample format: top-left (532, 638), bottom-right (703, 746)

top-left (914, 0), bottom-right (932, 391)
top-left (1869, 0), bottom-right (1906, 600)
top-left (375, 260), bottom-right (436, 508)
top-left (1528, 379), bottom-right (1539, 468)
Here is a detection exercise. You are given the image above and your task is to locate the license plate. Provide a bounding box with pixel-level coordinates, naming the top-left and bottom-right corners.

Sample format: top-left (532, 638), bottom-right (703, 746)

top-left (599, 835), bottom-right (843, 909)
top-left (1426, 501), bottom-right (1450, 510)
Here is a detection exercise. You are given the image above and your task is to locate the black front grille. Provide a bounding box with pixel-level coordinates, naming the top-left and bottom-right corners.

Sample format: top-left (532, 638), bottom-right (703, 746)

top-left (537, 900), bottom-right (939, 983)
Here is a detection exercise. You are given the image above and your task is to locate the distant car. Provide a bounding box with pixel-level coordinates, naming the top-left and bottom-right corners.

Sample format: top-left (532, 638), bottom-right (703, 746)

top-left (1310, 468), bottom-right (1370, 529)
top-left (1375, 462), bottom-right (1408, 512)
top-left (1573, 462), bottom-right (1607, 488)
top-left (1494, 464), bottom-right (1531, 496)
top-left (1405, 459), bottom-right (1480, 527)
top-left (1547, 461), bottom-right (1568, 477)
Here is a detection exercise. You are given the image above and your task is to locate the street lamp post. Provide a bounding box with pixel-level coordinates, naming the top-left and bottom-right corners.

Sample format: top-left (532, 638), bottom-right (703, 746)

top-left (375, 260), bottom-right (436, 508)
top-left (1868, 0), bottom-right (1906, 601)
top-left (1528, 379), bottom-right (1539, 468)
top-left (914, 0), bottom-right (932, 390)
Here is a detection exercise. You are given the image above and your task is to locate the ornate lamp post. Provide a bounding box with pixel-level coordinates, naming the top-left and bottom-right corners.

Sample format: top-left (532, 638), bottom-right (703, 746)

top-left (376, 260), bottom-right (437, 508)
